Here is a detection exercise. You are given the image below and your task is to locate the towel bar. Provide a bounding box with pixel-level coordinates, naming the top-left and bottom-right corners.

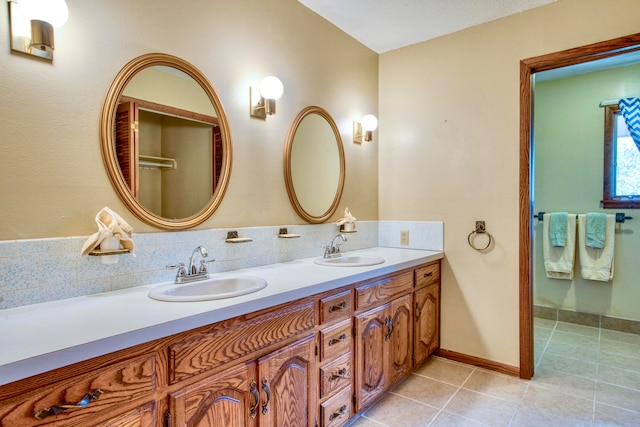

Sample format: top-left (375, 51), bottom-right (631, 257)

top-left (534, 212), bottom-right (632, 223)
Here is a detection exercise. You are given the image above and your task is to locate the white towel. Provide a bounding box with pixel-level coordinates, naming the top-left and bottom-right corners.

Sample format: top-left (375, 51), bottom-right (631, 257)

top-left (577, 214), bottom-right (615, 281)
top-left (80, 207), bottom-right (135, 256)
top-left (542, 213), bottom-right (577, 280)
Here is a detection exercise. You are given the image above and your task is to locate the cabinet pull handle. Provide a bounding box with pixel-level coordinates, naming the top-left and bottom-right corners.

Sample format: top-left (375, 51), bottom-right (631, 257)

top-left (329, 368), bottom-right (348, 381)
top-left (34, 389), bottom-right (104, 420)
top-left (328, 301), bottom-right (347, 312)
top-left (329, 405), bottom-right (347, 421)
top-left (424, 272), bottom-right (433, 278)
top-left (329, 333), bottom-right (347, 346)
top-left (415, 302), bottom-right (422, 321)
top-left (250, 381), bottom-right (260, 419)
top-left (385, 317), bottom-right (394, 341)
top-left (261, 378), bottom-right (271, 415)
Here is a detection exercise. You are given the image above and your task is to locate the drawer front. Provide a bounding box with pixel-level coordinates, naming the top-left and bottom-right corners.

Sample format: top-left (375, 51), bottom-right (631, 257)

top-left (320, 290), bottom-right (352, 324)
top-left (320, 353), bottom-right (352, 399)
top-left (320, 387), bottom-right (352, 427)
top-left (0, 356), bottom-right (155, 427)
top-left (169, 301), bottom-right (315, 384)
top-left (415, 261), bottom-right (440, 289)
top-left (355, 271), bottom-right (413, 310)
top-left (319, 319), bottom-right (352, 362)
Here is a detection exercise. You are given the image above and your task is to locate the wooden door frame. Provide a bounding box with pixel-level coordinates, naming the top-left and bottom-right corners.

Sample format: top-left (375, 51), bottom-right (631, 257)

top-left (519, 33), bottom-right (640, 379)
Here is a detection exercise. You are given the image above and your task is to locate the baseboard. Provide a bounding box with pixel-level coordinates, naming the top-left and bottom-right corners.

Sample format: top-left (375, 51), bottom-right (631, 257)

top-left (534, 305), bottom-right (640, 335)
top-left (435, 349), bottom-right (520, 377)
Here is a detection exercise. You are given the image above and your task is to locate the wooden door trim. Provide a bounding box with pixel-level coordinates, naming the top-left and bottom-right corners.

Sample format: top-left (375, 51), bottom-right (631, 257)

top-left (519, 33), bottom-right (640, 379)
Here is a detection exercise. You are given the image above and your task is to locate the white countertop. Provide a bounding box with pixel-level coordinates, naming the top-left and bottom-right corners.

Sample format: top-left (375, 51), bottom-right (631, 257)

top-left (0, 247), bottom-right (443, 386)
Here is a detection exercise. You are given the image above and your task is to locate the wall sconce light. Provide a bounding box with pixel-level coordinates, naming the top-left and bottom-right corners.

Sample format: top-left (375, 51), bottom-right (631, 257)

top-left (353, 114), bottom-right (378, 143)
top-left (8, 0), bottom-right (68, 61)
top-left (250, 76), bottom-right (284, 119)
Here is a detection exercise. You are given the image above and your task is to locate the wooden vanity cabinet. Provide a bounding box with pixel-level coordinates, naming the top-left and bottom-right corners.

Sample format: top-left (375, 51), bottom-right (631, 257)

top-left (0, 258), bottom-right (441, 427)
top-left (353, 271), bottom-right (414, 412)
top-left (414, 262), bottom-right (441, 366)
top-left (169, 335), bottom-right (316, 427)
top-left (317, 290), bottom-right (353, 427)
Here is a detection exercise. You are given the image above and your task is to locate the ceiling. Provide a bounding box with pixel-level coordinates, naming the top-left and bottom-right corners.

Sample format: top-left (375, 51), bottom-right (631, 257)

top-left (298, 0), bottom-right (557, 53)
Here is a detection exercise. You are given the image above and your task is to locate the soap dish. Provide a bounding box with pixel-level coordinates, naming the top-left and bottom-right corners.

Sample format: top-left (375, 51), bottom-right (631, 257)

top-left (278, 228), bottom-right (300, 238)
top-left (226, 237), bottom-right (253, 243)
top-left (225, 230), bottom-right (252, 243)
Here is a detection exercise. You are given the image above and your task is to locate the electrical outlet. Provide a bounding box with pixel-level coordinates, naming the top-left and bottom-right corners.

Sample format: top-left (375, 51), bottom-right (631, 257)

top-left (400, 230), bottom-right (409, 245)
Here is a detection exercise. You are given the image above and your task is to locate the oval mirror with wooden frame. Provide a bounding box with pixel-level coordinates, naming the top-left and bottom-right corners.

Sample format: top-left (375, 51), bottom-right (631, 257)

top-left (284, 106), bottom-right (345, 223)
top-left (100, 53), bottom-right (232, 230)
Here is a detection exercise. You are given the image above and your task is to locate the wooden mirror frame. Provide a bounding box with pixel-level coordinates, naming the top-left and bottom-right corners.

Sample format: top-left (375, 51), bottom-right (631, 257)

top-left (100, 53), bottom-right (232, 230)
top-left (284, 106), bottom-right (346, 223)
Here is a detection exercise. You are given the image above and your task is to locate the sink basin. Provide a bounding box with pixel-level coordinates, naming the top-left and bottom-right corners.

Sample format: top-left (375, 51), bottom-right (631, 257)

top-left (314, 255), bottom-right (385, 267)
top-left (148, 275), bottom-right (268, 302)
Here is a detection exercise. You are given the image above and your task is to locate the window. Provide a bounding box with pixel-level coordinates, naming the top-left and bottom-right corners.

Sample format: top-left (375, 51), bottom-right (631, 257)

top-left (603, 104), bottom-right (640, 208)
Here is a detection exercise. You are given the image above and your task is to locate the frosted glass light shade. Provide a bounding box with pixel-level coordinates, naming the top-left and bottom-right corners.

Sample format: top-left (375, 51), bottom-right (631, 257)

top-left (361, 114), bottom-right (378, 131)
top-left (259, 76), bottom-right (284, 100)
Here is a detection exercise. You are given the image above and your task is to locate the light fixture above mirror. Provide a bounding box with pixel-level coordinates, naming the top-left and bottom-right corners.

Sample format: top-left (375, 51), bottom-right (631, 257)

top-left (8, 0), bottom-right (68, 61)
top-left (353, 114), bottom-right (378, 143)
top-left (250, 76), bottom-right (284, 119)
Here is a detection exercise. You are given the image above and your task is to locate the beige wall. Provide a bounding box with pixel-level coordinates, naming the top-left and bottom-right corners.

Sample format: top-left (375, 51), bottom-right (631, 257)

top-left (378, 0), bottom-right (640, 367)
top-left (534, 65), bottom-right (640, 322)
top-left (0, 0), bottom-right (378, 240)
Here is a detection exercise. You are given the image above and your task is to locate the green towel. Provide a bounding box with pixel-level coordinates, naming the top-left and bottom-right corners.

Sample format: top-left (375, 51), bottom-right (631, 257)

top-left (549, 212), bottom-right (568, 247)
top-left (586, 213), bottom-right (607, 249)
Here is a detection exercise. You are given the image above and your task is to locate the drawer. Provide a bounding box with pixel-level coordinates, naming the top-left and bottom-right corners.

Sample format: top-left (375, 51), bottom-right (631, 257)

top-left (169, 301), bottom-right (315, 384)
top-left (415, 261), bottom-right (440, 289)
top-left (320, 387), bottom-right (352, 427)
top-left (355, 271), bottom-right (412, 310)
top-left (319, 319), bottom-right (352, 362)
top-left (320, 353), bottom-right (352, 399)
top-left (320, 290), bottom-right (352, 324)
top-left (0, 356), bottom-right (155, 426)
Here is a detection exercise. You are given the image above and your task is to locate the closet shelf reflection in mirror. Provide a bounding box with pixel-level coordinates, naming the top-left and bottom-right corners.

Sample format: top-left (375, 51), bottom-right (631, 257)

top-left (138, 155), bottom-right (177, 170)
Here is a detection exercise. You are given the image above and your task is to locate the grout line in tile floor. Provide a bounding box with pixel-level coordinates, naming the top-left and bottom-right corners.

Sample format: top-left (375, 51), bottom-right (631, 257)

top-left (352, 319), bottom-right (640, 426)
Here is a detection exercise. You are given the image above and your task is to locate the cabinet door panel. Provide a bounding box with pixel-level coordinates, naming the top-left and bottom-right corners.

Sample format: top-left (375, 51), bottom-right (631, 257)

top-left (414, 283), bottom-right (440, 366)
top-left (389, 294), bottom-right (413, 384)
top-left (258, 335), bottom-right (316, 427)
top-left (354, 303), bottom-right (388, 411)
top-left (169, 363), bottom-right (255, 427)
top-left (94, 401), bottom-right (155, 427)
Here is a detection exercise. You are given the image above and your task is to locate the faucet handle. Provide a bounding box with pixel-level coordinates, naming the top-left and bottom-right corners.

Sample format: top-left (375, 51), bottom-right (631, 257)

top-left (167, 262), bottom-right (186, 277)
top-left (199, 258), bottom-right (216, 273)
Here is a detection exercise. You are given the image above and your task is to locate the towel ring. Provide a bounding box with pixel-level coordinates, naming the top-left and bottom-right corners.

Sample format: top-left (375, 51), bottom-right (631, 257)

top-left (468, 221), bottom-right (493, 251)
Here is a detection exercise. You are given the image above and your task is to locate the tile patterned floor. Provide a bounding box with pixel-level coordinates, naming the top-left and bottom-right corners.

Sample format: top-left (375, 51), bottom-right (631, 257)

top-left (350, 319), bottom-right (640, 426)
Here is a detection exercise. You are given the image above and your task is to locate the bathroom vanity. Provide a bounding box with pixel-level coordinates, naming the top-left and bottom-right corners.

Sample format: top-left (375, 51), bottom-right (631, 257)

top-left (0, 248), bottom-right (442, 427)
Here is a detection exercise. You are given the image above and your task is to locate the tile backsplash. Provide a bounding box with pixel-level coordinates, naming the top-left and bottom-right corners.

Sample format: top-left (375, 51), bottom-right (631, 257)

top-left (0, 220), bottom-right (443, 309)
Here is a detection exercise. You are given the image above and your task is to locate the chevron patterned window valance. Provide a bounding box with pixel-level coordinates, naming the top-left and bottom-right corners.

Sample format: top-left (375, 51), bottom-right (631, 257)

top-left (618, 97), bottom-right (640, 152)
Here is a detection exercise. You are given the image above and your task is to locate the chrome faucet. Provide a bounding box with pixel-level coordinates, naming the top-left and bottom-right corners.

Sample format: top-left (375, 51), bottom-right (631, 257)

top-left (323, 234), bottom-right (347, 259)
top-left (167, 246), bottom-right (215, 284)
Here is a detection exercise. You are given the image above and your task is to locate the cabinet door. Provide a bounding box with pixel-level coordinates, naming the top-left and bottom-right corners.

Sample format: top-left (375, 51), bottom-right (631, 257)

top-left (414, 283), bottom-right (440, 366)
top-left (94, 401), bottom-right (155, 427)
top-left (389, 294), bottom-right (413, 385)
top-left (257, 335), bottom-right (316, 427)
top-left (169, 363), bottom-right (257, 427)
top-left (354, 303), bottom-right (389, 412)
